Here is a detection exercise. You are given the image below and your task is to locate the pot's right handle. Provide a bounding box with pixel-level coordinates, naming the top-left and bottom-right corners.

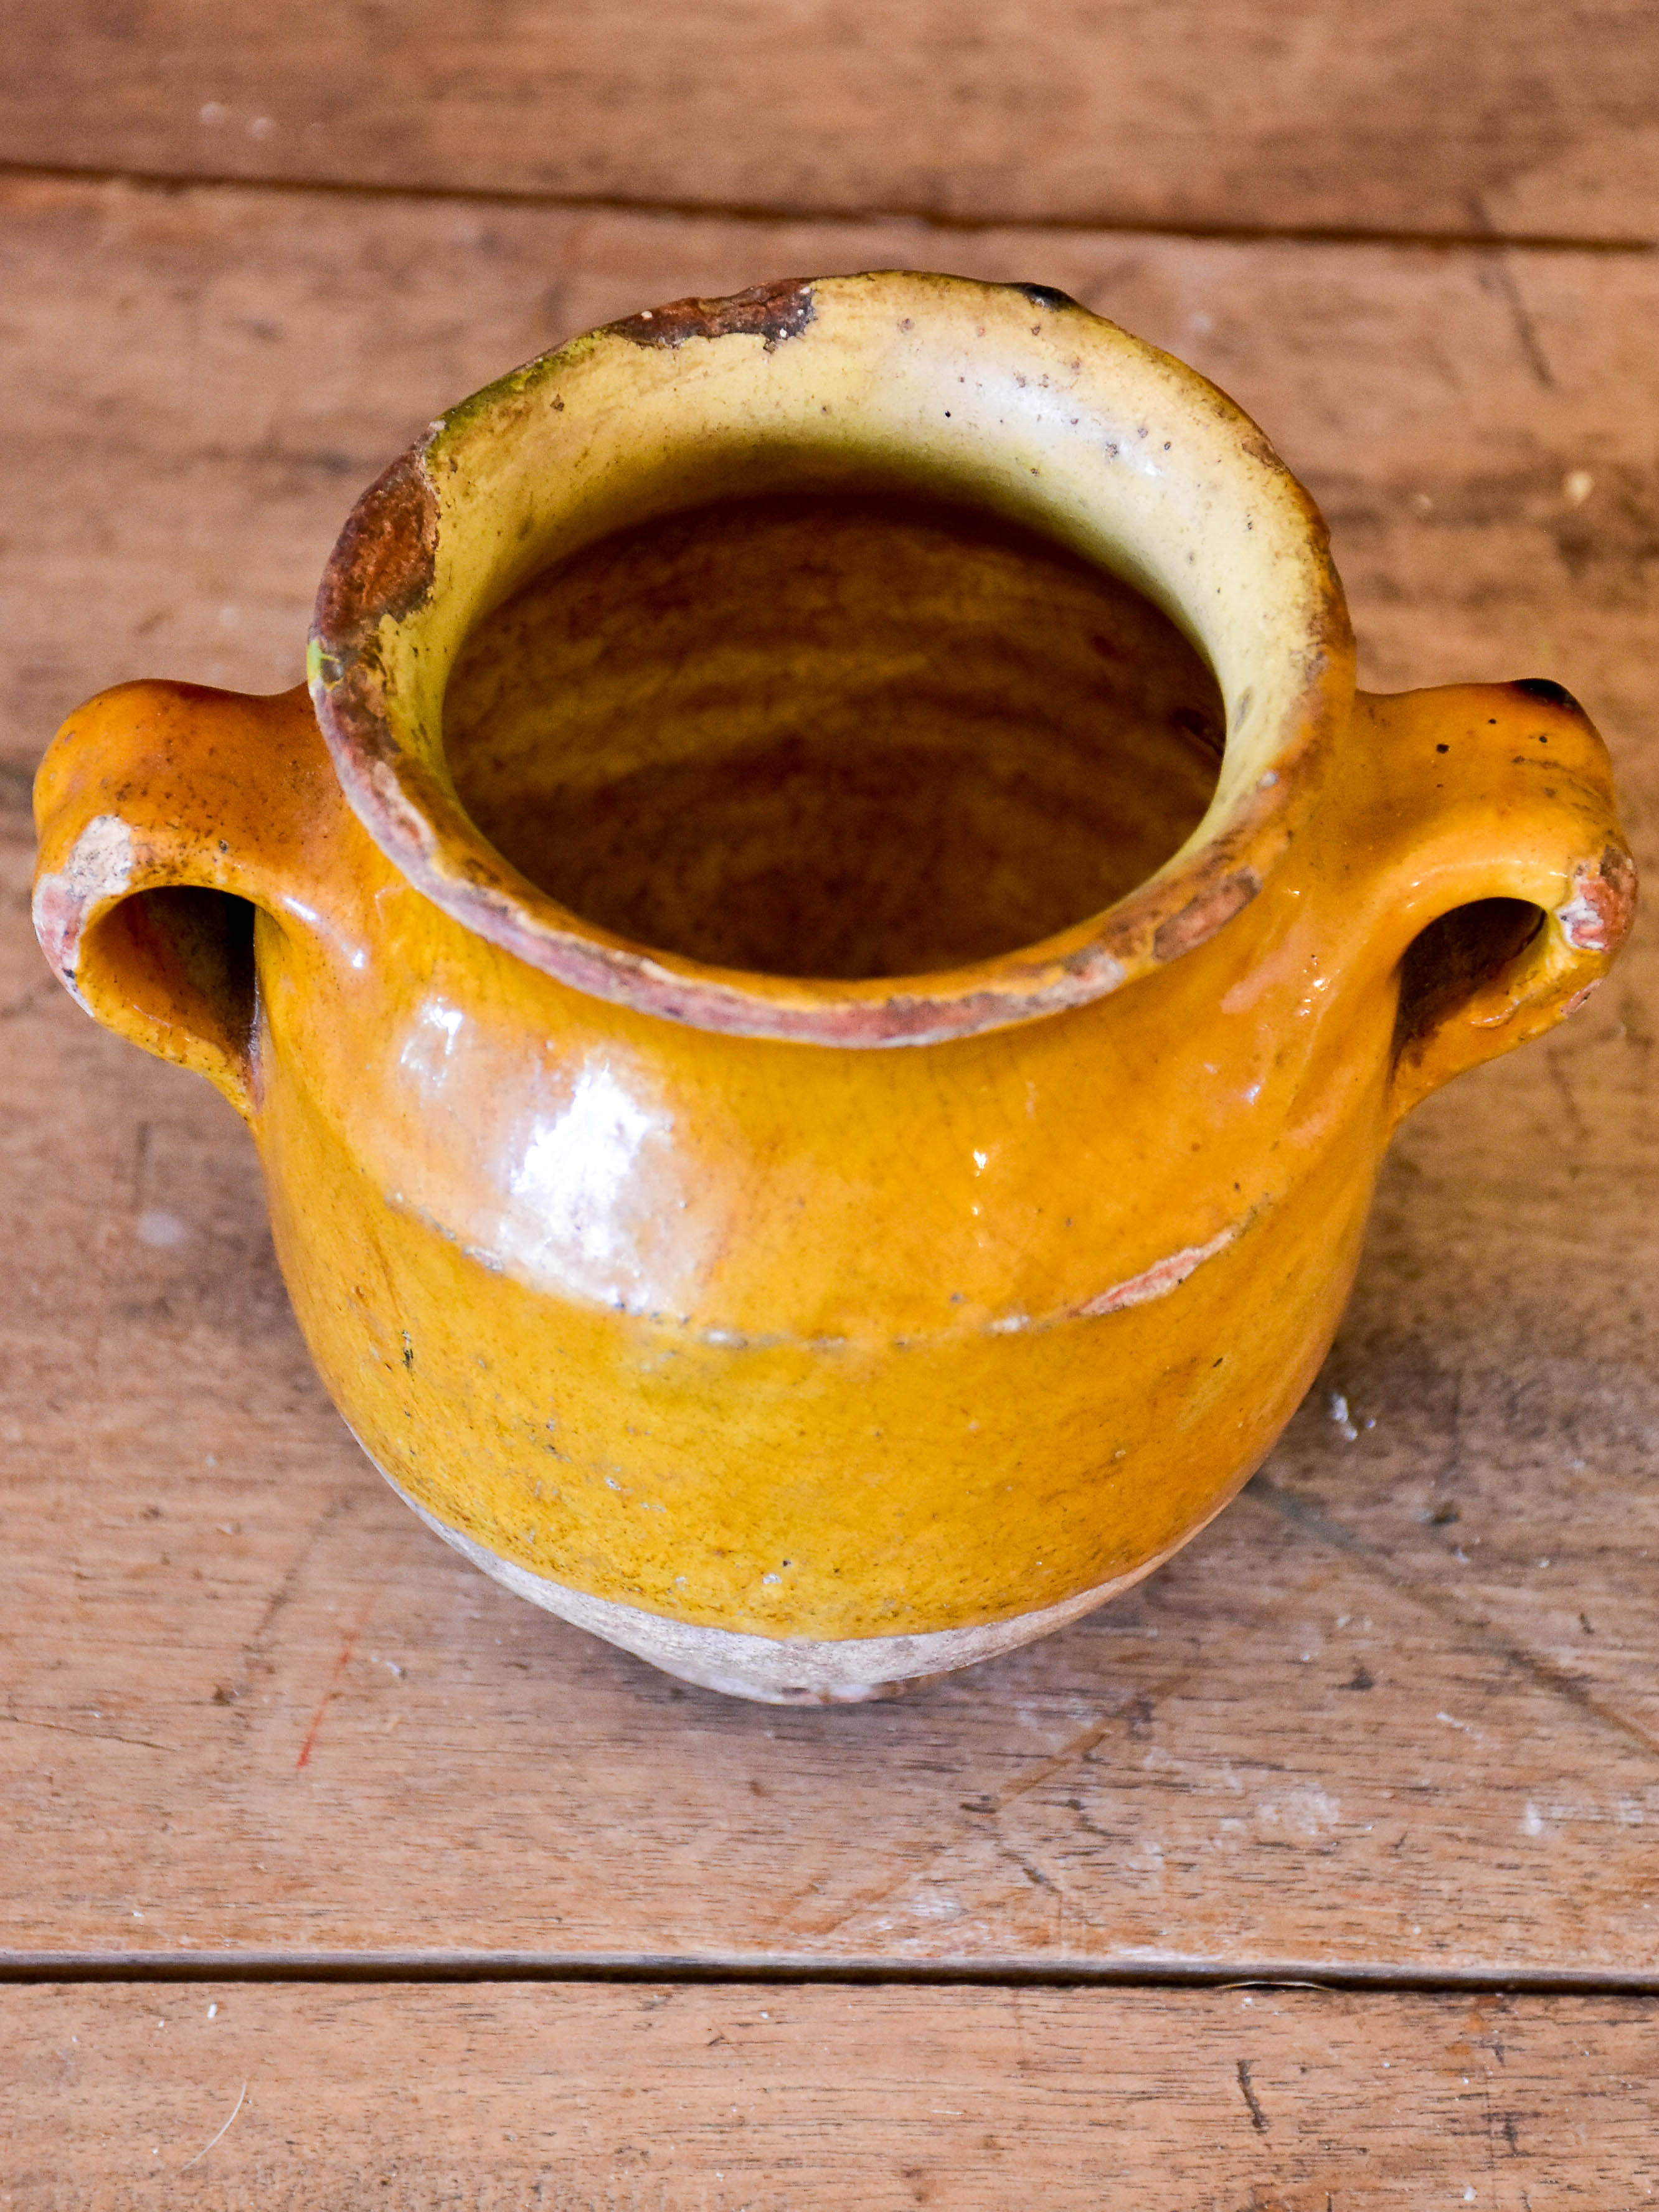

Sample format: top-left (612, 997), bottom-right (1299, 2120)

top-left (32, 679), bottom-right (339, 1121)
top-left (1333, 681), bottom-right (1636, 1125)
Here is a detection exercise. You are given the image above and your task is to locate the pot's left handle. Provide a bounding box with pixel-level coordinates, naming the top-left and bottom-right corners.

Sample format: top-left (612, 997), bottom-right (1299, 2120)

top-left (32, 679), bottom-right (336, 1122)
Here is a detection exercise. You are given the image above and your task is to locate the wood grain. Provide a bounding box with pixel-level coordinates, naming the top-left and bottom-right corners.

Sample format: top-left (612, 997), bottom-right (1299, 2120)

top-left (6, 1983), bottom-right (1658, 2206)
top-left (2, 175), bottom-right (1657, 1973)
top-left (3, 1), bottom-right (1658, 244)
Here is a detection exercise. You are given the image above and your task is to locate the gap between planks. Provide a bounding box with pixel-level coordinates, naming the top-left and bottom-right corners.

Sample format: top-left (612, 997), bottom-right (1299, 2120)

top-left (1, 158), bottom-right (1653, 258)
top-left (5, 1955), bottom-right (1659, 1995)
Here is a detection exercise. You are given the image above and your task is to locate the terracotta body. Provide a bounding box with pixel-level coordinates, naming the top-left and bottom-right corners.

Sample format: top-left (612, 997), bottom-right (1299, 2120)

top-left (32, 273), bottom-right (1634, 1700)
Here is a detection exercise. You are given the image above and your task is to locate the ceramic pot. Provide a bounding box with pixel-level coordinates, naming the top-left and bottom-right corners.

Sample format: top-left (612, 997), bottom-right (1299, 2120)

top-left (33, 272), bottom-right (1635, 1702)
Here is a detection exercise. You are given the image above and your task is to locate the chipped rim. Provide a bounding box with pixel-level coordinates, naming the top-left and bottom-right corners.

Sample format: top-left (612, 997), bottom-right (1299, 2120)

top-left (308, 271), bottom-right (1355, 1047)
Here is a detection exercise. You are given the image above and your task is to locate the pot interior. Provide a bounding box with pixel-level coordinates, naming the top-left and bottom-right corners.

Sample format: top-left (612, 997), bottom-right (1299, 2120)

top-left (442, 492), bottom-right (1224, 980)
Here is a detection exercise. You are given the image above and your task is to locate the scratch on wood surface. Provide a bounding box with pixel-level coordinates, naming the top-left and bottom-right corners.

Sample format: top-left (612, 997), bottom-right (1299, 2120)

top-left (998, 1842), bottom-right (1059, 1894)
top-left (177, 2079), bottom-right (247, 2173)
top-left (247, 1492), bottom-right (357, 1657)
top-left (1544, 1046), bottom-right (1590, 1147)
top-left (1236, 2056), bottom-right (1270, 2131)
top-left (1248, 1473), bottom-right (1659, 1764)
top-left (199, 1491), bottom-right (364, 1724)
top-left (998, 1844), bottom-right (1064, 1947)
top-left (3, 1711), bottom-right (171, 1753)
top-left (821, 1660), bottom-right (1203, 1934)
top-left (805, 1688), bottom-right (1190, 1942)
top-left (1488, 257), bottom-right (1556, 389)
top-left (967, 1716), bottom-right (1120, 1816)
top-left (295, 1624), bottom-right (364, 1770)
top-left (0, 980), bottom-right (56, 1023)
top-left (1468, 194), bottom-right (1556, 388)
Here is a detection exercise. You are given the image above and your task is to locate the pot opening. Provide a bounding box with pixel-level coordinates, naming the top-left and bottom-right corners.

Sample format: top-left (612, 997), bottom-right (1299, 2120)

top-left (442, 491), bottom-right (1224, 981)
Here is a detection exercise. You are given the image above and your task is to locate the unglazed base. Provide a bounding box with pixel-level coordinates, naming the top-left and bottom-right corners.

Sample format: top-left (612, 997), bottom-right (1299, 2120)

top-left (376, 1460), bottom-right (1183, 1704)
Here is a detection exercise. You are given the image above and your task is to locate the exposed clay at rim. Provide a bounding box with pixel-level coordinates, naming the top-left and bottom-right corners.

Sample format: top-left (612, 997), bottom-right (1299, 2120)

top-left (310, 450), bottom-right (440, 671)
top-left (1557, 843), bottom-right (1638, 955)
top-left (367, 861), bottom-right (1139, 1046)
top-left (316, 715), bottom-right (1316, 1051)
top-left (304, 272), bottom-right (1353, 1048)
top-left (316, 666), bottom-right (1320, 1049)
top-left (607, 278), bottom-right (816, 351)
top-left (320, 790), bottom-right (1294, 1046)
top-left (1152, 867), bottom-right (1260, 964)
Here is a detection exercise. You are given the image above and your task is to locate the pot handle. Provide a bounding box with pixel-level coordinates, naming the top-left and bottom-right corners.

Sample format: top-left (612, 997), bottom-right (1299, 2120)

top-left (1337, 681), bottom-right (1636, 1125)
top-left (31, 679), bottom-right (336, 1122)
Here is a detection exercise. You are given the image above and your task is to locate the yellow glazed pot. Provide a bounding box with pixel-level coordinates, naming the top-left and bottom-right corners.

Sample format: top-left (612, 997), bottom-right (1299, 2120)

top-left (33, 273), bottom-right (1635, 1701)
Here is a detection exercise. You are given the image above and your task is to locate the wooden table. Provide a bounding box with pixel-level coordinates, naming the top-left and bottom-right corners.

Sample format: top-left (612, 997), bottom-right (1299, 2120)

top-left (3, 8), bottom-right (1657, 2200)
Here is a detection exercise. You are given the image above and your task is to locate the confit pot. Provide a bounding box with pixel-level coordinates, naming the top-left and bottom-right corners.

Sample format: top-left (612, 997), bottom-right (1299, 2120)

top-left (32, 272), bottom-right (1636, 1702)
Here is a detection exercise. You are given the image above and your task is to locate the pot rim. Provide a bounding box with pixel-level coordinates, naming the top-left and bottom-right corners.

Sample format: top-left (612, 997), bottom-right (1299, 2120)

top-left (307, 270), bottom-right (1354, 1047)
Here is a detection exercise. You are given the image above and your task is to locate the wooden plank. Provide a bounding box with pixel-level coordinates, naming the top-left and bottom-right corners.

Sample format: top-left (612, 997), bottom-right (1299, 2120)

top-left (2, 176), bottom-right (1657, 1972)
top-left (4, 1983), bottom-right (1657, 2206)
top-left (2, 1), bottom-right (1657, 245)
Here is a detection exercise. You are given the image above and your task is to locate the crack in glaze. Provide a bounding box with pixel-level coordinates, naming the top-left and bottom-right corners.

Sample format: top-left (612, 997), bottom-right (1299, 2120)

top-left (1072, 1224), bottom-right (1241, 1319)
